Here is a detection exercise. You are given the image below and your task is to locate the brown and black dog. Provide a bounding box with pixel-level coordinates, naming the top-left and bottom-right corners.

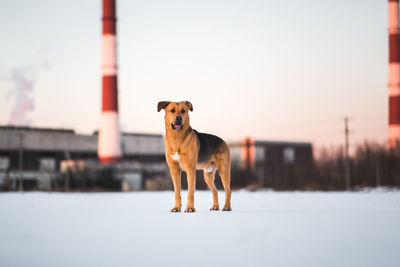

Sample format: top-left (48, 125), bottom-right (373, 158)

top-left (158, 101), bottom-right (232, 212)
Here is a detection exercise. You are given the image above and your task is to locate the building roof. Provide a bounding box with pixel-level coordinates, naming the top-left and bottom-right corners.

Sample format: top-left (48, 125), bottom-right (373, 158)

top-left (254, 140), bottom-right (312, 147)
top-left (0, 125), bottom-right (164, 155)
top-left (93, 130), bottom-right (163, 138)
top-left (0, 125), bottom-right (75, 134)
top-left (230, 139), bottom-right (312, 147)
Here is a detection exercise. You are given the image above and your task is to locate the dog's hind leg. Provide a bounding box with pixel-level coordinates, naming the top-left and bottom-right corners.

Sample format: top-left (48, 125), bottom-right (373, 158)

top-left (216, 149), bottom-right (232, 211)
top-left (204, 170), bottom-right (219, 210)
top-left (219, 167), bottom-right (232, 211)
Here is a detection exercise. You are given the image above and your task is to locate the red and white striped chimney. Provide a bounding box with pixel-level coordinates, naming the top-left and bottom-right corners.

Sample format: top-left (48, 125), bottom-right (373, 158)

top-left (389, 0), bottom-right (400, 148)
top-left (98, 0), bottom-right (122, 162)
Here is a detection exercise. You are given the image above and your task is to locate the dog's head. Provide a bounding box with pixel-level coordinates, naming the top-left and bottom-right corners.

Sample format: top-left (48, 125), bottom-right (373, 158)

top-left (157, 101), bottom-right (193, 131)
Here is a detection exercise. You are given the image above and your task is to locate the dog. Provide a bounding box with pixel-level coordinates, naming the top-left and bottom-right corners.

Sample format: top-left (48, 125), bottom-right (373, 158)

top-left (158, 101), bottom-right (232, 212)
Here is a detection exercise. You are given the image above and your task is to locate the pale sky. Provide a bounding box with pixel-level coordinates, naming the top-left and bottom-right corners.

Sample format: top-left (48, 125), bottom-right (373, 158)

top-left (0, 0), bottom-right (388, 150)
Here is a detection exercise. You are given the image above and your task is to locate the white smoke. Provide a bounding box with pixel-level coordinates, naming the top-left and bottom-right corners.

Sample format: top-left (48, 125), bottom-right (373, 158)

top-left (5, 66), bottom-right (35, 126)
top-left (4, 48), bottom-right (50, 127)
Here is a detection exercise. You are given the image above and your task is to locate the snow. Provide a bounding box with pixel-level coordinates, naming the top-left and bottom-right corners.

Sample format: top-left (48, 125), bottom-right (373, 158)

top-left (1, 190), bottom-right (399, 267)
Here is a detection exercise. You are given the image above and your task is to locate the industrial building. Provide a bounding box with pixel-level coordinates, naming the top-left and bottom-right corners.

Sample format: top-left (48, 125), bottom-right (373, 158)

top-left (230, 138), bottom-right (314, 189)
top-left (0, 125), bottom-right (166, 191)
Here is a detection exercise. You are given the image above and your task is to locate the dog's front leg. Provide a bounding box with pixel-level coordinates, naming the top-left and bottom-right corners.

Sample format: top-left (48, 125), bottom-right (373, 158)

top-left (185, 168), bottom-right (196, 212)
top-left (169, 167), bottom-right (182, 212)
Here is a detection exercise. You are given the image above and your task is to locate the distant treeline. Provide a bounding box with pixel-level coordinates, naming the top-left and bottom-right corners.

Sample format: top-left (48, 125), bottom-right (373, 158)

top-left (229, 142), bottom-right (400, 190)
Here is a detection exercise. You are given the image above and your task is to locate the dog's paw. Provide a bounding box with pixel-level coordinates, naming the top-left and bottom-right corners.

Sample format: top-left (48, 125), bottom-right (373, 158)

top-left (210, 205), bottom-right (219, 211)
top-left (171, 207), bottom-right (181, 212)
top-left (184, 207), bottom-right (196, 213)
top-left (222, 206), bottom-right (232, 211)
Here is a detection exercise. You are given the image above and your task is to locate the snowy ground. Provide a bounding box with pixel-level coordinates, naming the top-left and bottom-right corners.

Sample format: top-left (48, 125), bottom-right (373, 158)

top-left (0, 190), bottom-right (399, 267)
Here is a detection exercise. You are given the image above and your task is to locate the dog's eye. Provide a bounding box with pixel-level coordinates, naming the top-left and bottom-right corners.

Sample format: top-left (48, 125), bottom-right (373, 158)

top-left (181, 109), bottom-right (186, 114)
top-left (171, 109), bottom-right (175, 113)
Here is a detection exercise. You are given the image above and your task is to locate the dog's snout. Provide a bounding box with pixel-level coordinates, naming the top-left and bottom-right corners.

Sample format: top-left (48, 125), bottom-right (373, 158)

top-left (176, 116), bottom-right (182, 122)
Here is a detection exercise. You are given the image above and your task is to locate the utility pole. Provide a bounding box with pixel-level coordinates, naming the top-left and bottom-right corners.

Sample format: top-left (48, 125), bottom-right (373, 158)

top-left (18, 132), bottom-right (24, 192)
top-left (64, 150), bottom-right (71, 192)
top-left (65, 166), bottom-right (70, 192)
top-left (344, 117), bottom-right (351, 189)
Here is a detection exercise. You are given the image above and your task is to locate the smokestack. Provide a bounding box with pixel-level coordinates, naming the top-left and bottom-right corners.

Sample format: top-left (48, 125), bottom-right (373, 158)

top-left (241, 138), bottom-right (255, 170)
top-left (388, 0), bottom-right (400, 148)
top-left (98, 0), bottom-right (122, 162)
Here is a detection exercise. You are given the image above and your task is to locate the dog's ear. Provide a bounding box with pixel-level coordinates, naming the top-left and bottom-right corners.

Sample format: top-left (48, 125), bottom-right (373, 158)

top-left (157, 101), bottom-right (170, 112)
top-left (185, 101), bottom-right (193, 112)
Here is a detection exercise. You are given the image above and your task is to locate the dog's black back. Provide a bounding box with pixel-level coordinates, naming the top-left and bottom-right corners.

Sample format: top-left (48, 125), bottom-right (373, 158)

top-left (193, 129), bottom-right (224, 163)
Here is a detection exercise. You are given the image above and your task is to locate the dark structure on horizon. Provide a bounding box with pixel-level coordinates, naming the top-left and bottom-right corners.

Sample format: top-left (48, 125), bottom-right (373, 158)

top-left (0, 126), bottom-right (166, 191)
top-left (229, 138), bottom-right (314, 190)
